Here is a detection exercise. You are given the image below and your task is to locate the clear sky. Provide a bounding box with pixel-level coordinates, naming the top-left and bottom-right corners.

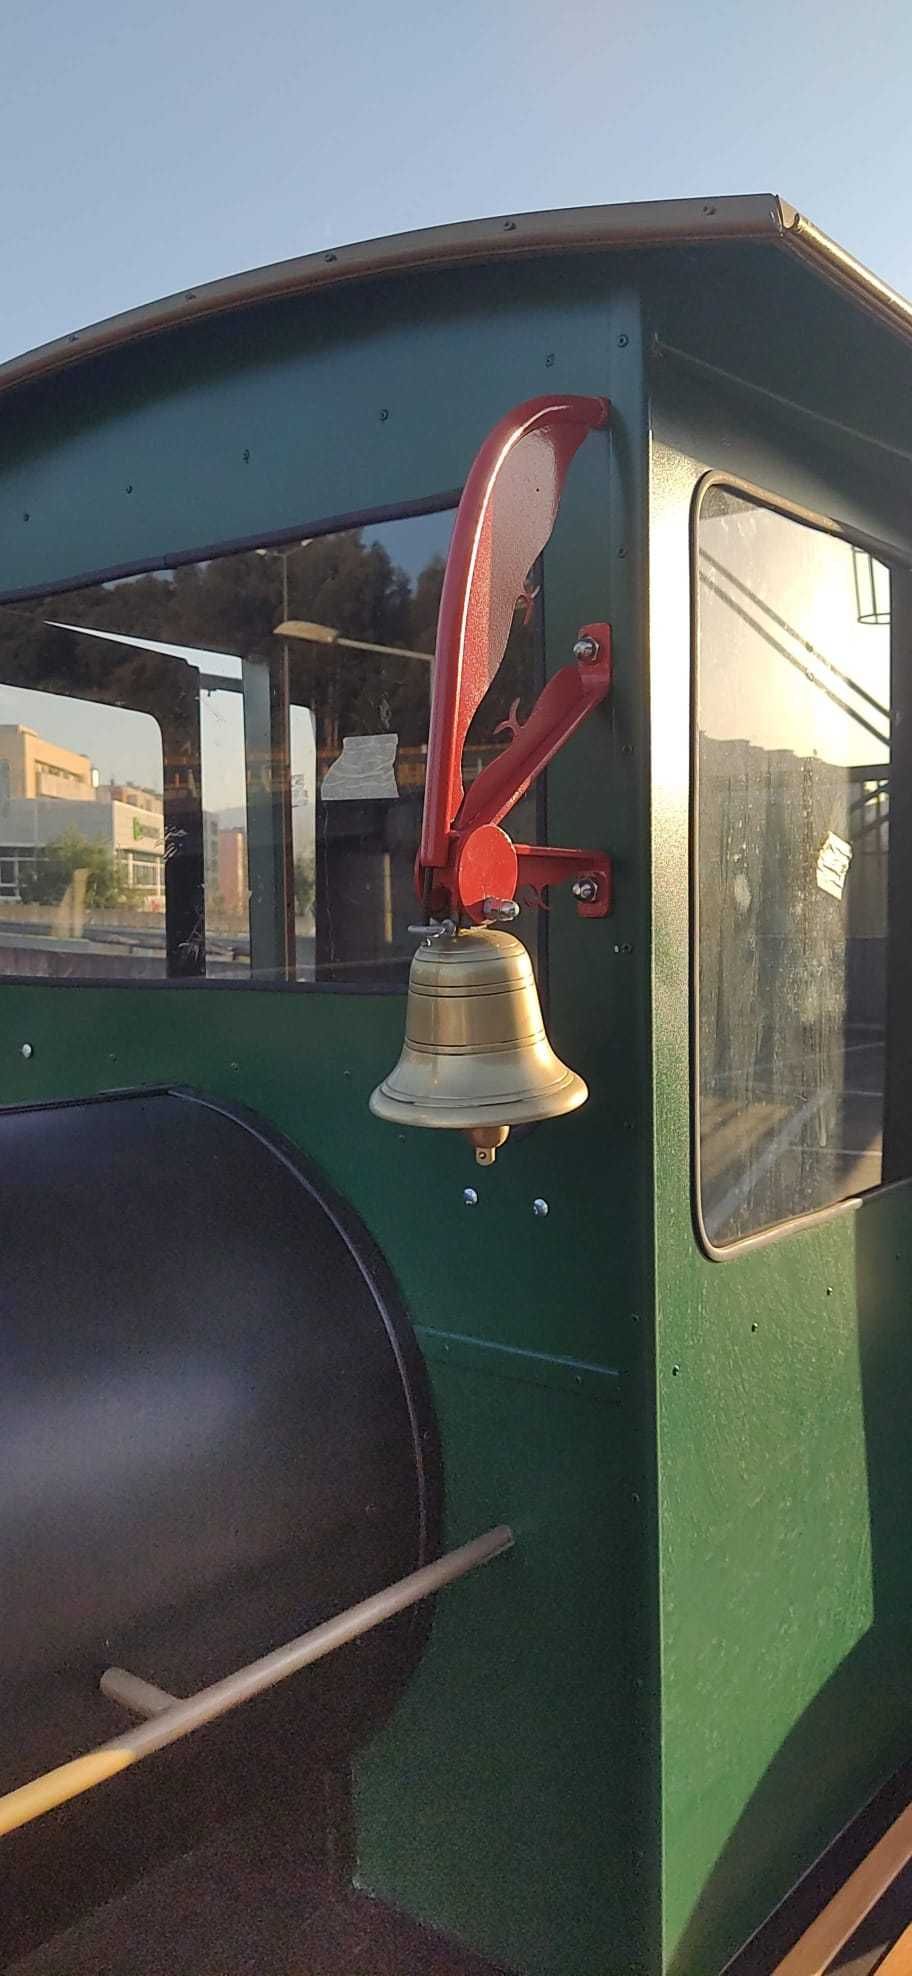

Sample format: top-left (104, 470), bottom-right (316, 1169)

top-left (3, 0), bottom-right (911, 364)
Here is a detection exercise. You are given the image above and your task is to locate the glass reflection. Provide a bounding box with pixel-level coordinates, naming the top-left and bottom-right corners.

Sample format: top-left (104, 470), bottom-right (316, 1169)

top-left (697, 488), bottom-right (891, 1244)
top-left (0, 509), bottom-right (541, 984)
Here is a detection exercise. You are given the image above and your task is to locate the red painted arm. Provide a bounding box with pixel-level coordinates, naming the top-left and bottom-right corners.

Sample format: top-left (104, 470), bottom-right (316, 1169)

top-left (417, 394), bottom-right (614, 924)
top-left (455, 624), bottom-right (612, 835)
top-left (420, 394), bottom-right (609, 870)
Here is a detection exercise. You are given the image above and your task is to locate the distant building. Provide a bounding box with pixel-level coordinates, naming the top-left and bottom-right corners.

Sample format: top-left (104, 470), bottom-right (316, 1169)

top-left (0, 725), bottom-right (94, 802)
top-left (98, 781), bottom-right (164, 815)
top-left (0, 727), bottom-right (165, 904)
top-left (218, 827), bottom-right (247, 915)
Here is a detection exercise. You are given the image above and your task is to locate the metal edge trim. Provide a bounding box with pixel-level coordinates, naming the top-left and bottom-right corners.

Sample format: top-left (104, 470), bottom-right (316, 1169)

top-left (0, 195), bottom-right (784, 400)
top-left (781, 206), bottom-right (912, 346)
top-left (416, 1324), bottom-right (622, 1401)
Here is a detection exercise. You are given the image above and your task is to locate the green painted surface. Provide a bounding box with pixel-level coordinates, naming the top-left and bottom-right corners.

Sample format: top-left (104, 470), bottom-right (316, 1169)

top-left (3, 229), bottom-right (912, 1976)
top-left (648, 340), bottom-right (912, 1973)
top-left (356, 1354), bottom-right (644, 1976)
top-left (0, 256), bottom-right (657, 1976)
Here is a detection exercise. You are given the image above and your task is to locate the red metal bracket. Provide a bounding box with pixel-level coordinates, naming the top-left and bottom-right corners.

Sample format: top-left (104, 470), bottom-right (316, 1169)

top-left (417, 393), bottom-right (614, 924)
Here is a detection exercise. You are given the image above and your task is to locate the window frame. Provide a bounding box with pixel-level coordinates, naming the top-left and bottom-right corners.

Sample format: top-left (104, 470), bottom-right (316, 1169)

top-left (0, 498), bottom-right (549, 995)
top-left (690, 469), bottom-right (912, 1259)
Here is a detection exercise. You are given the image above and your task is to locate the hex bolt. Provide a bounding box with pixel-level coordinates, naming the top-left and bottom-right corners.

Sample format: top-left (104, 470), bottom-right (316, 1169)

top-left (572, 879), bottom-right (598, 903)
top-left (20, 1042), bottom-right (33, 1060)
top-left (573, 634), bottom-right (600, 662)
top-left (463, 1188), bottom-right (479, 1207)
top-left (483, 897), bottom-right (520, 923)
top-left (532, 1198), bottom-right (549, 1217)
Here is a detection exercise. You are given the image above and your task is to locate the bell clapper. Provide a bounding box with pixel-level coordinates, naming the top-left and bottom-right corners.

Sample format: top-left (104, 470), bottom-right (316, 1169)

top-left (469, 1125), bottom-right (511, 1166)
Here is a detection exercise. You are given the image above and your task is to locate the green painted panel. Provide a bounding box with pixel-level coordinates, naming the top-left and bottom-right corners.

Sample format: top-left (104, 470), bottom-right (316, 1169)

top-left (2, 258), bottom-right (615, 598)
top-left (354, 1354), bottom-right (650, 1976)
top-left (648, 392), bottom-right (912, 1973)
top-left (0, 256), bottom-right (658, 1974)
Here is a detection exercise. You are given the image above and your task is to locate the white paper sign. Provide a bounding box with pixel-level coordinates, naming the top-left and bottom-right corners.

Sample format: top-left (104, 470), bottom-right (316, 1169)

top-left (816, 830), bottom-right (853, 901)
top-left (320, 733), bottom-right (400, 802)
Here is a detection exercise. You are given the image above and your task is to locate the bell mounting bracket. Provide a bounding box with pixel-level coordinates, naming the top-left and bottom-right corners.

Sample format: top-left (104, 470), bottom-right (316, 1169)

top-left (417, 394), bottom-right (614, 926)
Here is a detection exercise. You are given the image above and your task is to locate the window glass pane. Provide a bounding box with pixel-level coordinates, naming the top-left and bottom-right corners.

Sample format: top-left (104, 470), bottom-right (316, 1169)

top-left (696, 488), bottom-right (891, 1244)
top-left (0, 510), bottom-right (542, 986)
top-left (200, 678), bottom-right (248, 977)
top-left (0, 680), bottom-right (165, 980)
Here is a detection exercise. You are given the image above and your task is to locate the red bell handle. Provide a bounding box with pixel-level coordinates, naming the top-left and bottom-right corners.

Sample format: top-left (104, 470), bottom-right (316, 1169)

top-left (419, 394), bottom-right (610, 872)
top-left (417, 394), bottom-right (613, 924)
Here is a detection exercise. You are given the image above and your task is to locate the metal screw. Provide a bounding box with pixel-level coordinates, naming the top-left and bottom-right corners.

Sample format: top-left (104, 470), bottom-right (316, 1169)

top-left (463, 1188), bottom-right (479, 1207)
top-left (571, 879), bottom-right (598, 903)
top-left (503, 219), bottom-right (517, 231)
top-left (532, 1198), bottom-right (549, 1217)
top-left (483, 897), bottom-right (520, 923)
top-left (379, 408), bottom-right (390, 422)
top-left (617, 333), bottom-right (629, 347)
top-left (324, 250), bottom-right (338, 263)
top-left (573, 634), bottom-right (600, 662)
top-left (20, 1043), bottom-right (33, 1059)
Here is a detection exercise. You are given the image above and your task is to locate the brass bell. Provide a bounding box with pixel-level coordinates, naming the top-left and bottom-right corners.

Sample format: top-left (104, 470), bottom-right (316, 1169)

top-left (369, 927), bottom-right (587, 1164)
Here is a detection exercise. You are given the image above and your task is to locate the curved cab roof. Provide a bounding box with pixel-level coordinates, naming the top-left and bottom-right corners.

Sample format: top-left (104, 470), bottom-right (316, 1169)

top-left (2, 193), bottom-right (911, 401)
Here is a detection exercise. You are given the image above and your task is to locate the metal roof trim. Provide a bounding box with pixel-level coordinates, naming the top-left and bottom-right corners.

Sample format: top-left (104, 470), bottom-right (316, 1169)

top-left (781, 205), bottom-right (912, 345)
top-left (0, 195), bottom-right (785, 399)
top-left (3, 195), bottom-right (910, 403)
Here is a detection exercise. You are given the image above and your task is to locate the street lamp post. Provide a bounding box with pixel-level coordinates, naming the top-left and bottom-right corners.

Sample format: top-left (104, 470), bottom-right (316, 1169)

top-left (274, 619), bottom-right (433, 666)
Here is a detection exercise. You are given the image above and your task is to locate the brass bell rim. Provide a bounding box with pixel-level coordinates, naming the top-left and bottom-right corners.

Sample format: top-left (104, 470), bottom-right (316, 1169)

top-left (368, 1068), bottom-right (588, 1132)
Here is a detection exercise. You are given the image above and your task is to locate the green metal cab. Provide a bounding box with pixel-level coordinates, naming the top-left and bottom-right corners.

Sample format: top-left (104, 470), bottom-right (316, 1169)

top-left (2, 193), bottom-right (911, 1974)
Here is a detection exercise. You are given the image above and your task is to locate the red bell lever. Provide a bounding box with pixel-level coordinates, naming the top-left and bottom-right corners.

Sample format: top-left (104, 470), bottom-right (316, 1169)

top-left (418, 394), bottom-right (614, 924)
